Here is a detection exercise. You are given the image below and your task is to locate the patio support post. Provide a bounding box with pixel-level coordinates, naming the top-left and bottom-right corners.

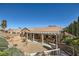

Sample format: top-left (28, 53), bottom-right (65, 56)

top-left (55, 34), bottom-right (58, 49)
top-left (27, 33), bottom-right (28, 40)
top-left (33, 33), bottom-right (34, 42)
top-left (41, 34), bottom-right (44, 45)
top-left (55, 34), bottom-right (59, 55)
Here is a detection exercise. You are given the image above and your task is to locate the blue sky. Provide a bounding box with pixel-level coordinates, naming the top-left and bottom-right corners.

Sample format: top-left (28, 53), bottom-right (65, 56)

top-left (0, 3), bottom-right (79, 29)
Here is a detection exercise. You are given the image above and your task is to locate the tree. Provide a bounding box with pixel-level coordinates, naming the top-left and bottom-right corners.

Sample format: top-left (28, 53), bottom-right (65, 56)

top-left (76, 17), bottom-right (79, 37)
top-left (69, 23), bottom-right (72, 34)
top-left (64, 17), bottom-right (79, 37)
top-left (1, 20), bottom-right (7, 31)
top-left (72, 21), bottom-right (77, 36)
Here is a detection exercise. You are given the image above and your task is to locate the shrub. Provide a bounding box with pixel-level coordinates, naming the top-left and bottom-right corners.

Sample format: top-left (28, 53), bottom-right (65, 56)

top-left (22, 38), bottom-right (26, 42)
top-left (13, 44), bottom-right (18, 47)
top-left (0, 51), bottom-right (9, 56)
top-left (5, 47), bottom-right (24, 56)
top-left (0, 37), bottom-right (8, 51)
top-left (71, 39), bottom-right (79, 46)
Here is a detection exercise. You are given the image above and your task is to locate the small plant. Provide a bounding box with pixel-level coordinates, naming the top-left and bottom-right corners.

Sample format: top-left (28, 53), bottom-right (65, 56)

top-left (25, 41), bottom-right (28, 45)
top-left (13, 44), bottom-right (18, 47)
top-left (22, 38), bottom-right (26, 42)
top-left (0, 51), bottom-right (9, 56)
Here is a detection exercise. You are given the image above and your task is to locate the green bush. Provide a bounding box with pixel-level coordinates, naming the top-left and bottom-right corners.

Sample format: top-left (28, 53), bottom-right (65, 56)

top-left (64, 39), bottom-right (72, 45)
top-left (0, 51), bottom-right (9, 56)
top-left (71, 39), bottom-right (79, 46)
top-left (63, 35), bottom-right (79, 55)
top-left (0, 37), bottom-right (8, 51)
top-left (5, 47), bottom-right (24, 56)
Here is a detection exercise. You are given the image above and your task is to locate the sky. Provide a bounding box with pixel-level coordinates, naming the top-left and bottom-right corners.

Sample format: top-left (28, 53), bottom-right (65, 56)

top-left (0, 3), bottom-right (79, 29)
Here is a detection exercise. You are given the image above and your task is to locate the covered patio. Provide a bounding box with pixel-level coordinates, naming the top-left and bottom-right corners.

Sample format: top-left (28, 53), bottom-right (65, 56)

top-left (20, 26), bottom-right (63, 55)
top-left (25, 31), bottom-right (61, 49)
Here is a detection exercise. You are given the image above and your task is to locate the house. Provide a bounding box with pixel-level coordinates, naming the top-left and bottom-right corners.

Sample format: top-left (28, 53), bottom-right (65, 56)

top-left (7, 26), bottom-right (63, 55)
top-left (20, 26), bottom-right (63, 49)
top-left (7, 28), bottom-right (21, 35)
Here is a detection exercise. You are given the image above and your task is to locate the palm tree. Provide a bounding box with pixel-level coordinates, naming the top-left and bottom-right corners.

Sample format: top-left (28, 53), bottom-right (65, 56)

top-left (1, 20), bottom-right (7, 31)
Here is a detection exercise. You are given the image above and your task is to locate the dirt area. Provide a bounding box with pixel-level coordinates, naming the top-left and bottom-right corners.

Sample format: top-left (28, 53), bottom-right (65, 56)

top-left (10, 36), bottom-right (47, 55)
top-left (0, 31), bottom-right (47, 55)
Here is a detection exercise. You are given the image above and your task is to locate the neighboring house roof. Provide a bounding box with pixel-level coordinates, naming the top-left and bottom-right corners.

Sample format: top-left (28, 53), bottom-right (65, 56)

top-left (22, 28), bottom-right (30, 31)
top-left (21, 28), bottom-right (30, 32)
top-left (7, 29), bottom-right (21, 33)
top-left (64, 32), bottom-right (76, 38)
top-left (8, 29), bottom-right (14, 32)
